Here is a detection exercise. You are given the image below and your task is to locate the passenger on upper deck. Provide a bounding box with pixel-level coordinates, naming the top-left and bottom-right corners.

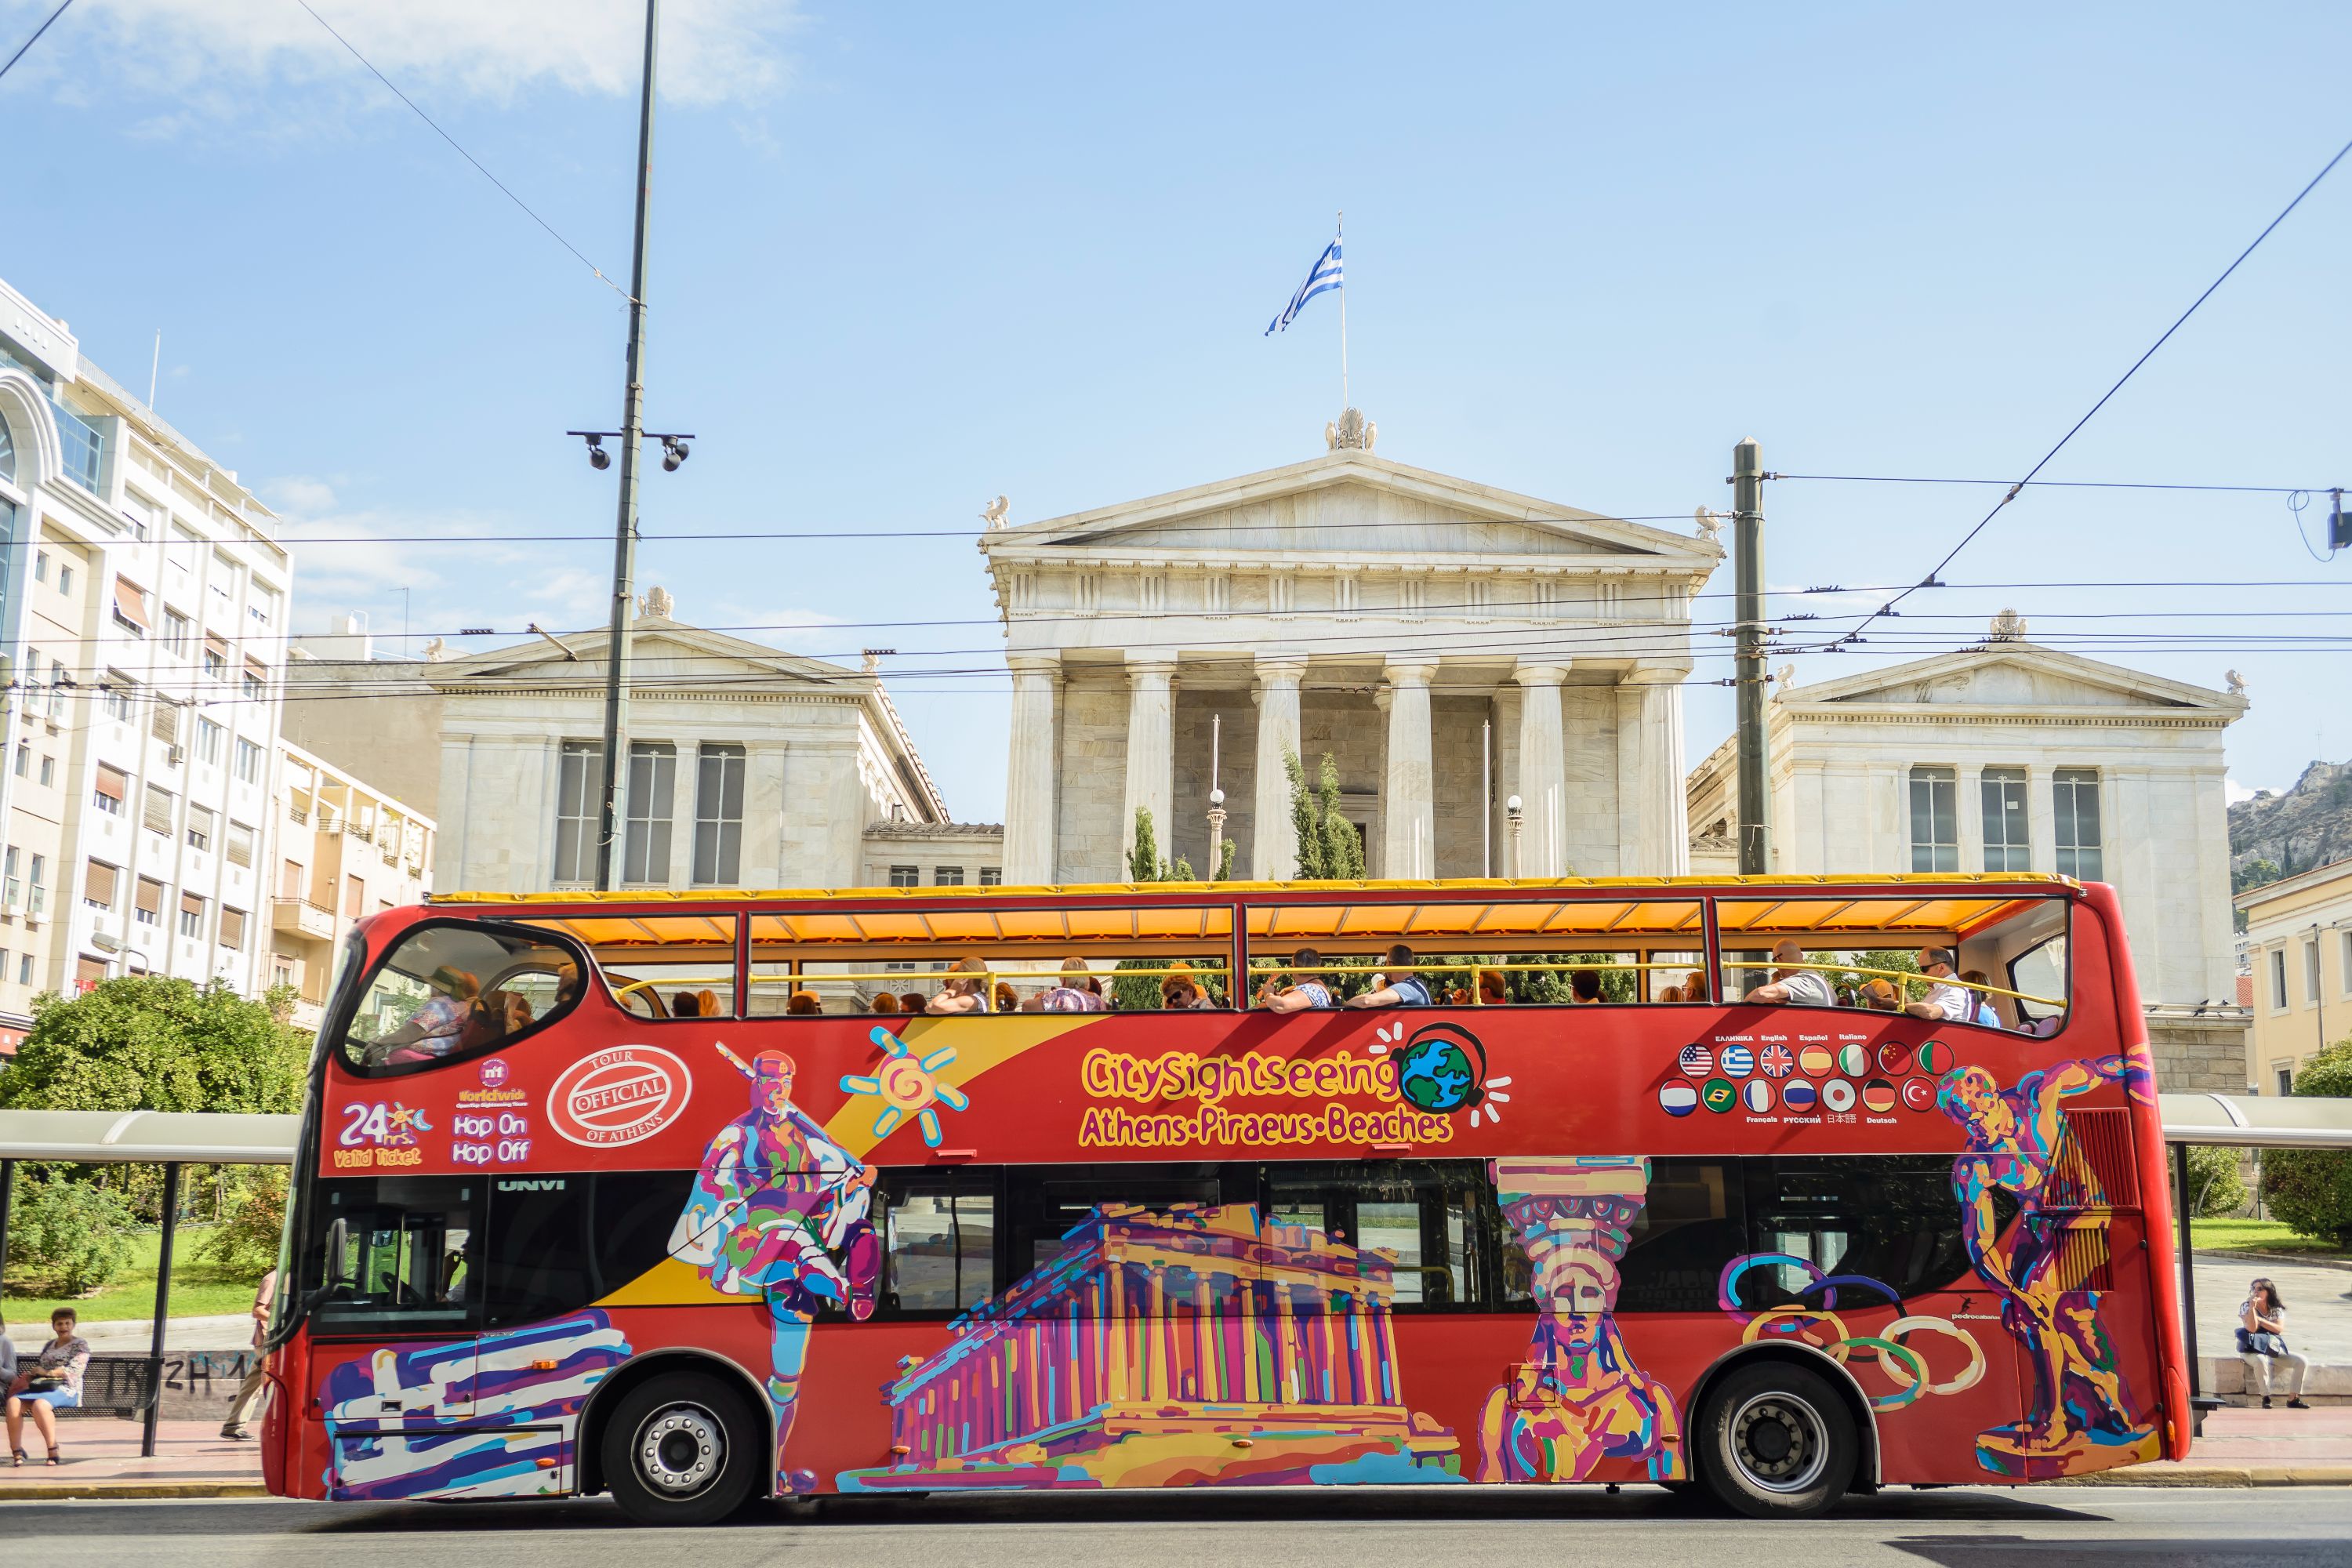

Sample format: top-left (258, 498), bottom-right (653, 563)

top-left (1160, 964), bottom-right (1219, 1011)
top-left (1859, 978), bottom-right (1901, 1011)
top-left (1568, 968), bottom-right (1602, 1004)
top-left (1343, 944), bottom-right (1433, 1009)
top-left (1021, 957), bottom-right (1105, 1013)
top-left (1258, 949), bottom-right (1334, 1013)
top-left (925, 957), bottom-right (992, 1014)
top-left (1478, 969), bottom-right (1509, 1007)
top-left (1959, 970), bottom-right (2004, 1028)
top-left (1904, 948), bottom-right (1974, 1022)
top-left (1744, 940), bottom-right (1834, 1007)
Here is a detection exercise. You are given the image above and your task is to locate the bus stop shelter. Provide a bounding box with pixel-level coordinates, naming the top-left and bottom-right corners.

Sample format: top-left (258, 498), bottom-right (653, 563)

top-left (0, 1110), bottom-right (299, 1456)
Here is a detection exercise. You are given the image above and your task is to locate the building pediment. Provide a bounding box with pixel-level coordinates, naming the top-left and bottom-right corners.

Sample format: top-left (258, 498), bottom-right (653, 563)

top-left (984, 450), bottom-right (1719, 571)
top-left (426, 618), bottom-right (861, 691)
top-left (1785, 641), bottom-right (2245, 717)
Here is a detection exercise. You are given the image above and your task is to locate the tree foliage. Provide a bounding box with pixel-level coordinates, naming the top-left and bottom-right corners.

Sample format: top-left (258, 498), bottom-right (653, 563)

top-left (2186, 1145), bottom-right (2249, 1218)
top-left (1284, 750), bottom-right (1364, 880)
top-left (198, 1166), bottom-right (289, 1279)
top-left (3, 1174), bottom-right (136, 1296)
top-left (2259, 1040), bottom-right (2352, 1247)
top-left (0, 977), bottom-right (310, 1116)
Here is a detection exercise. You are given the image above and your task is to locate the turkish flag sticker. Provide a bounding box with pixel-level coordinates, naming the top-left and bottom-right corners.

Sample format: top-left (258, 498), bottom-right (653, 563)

top-left (1902, 1076), bottom-right (1936, 1112)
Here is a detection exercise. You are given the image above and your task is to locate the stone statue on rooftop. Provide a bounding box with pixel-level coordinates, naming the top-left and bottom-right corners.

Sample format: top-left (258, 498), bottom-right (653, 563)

top-left (1325, 408), bottom-right (1376, 452)
top-left (980, 495), bottom-right (1010, 530)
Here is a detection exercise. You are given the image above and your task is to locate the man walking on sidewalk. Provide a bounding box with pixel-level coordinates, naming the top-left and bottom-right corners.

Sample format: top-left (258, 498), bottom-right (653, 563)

top-left (220, 1269), bottom-right (277, 1442)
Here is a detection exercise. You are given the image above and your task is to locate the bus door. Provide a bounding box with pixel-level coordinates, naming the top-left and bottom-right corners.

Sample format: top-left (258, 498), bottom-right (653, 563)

top-left (310, 1177), bottom-right (483, 1431)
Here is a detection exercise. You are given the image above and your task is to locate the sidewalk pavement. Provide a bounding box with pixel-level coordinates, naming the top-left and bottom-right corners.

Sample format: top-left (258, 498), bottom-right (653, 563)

top-left (3, 1410), bottom-right (2349, 1502)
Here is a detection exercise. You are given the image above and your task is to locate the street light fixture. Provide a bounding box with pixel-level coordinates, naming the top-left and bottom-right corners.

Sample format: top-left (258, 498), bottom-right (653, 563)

top-left (1505, 795), bottom-right (1523, 880)
top-left (568, 430), bottom-right (694, 473)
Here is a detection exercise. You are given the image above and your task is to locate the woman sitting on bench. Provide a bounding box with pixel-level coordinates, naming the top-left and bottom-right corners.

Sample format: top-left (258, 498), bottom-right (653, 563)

top-left (8, 1307), bottom-right (90, 1467)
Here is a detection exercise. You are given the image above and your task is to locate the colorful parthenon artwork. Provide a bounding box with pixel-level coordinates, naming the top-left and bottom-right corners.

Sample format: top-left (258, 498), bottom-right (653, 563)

top-left (835, 1203), bottom-right (1461, 1490)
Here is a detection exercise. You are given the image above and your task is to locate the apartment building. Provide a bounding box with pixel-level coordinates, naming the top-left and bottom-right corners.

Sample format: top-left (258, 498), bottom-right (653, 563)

top-left (268, 739), bottom-right (433, 1030)
top-left (0, 275), bottom-right (291, 1049)
top-left (2236, 858), bottom-right (2352, 1095)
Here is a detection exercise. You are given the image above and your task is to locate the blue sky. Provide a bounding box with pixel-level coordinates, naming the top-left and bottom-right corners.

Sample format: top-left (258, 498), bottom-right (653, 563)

top-left (4, 1), bottom-right (2347, 823)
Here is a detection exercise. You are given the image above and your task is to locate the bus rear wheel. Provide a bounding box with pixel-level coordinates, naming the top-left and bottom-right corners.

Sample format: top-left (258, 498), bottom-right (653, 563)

top-left (600, 1371), bottom-right (761, 1526)
top-left (1693, 1362), bottom-right (1856, 1519)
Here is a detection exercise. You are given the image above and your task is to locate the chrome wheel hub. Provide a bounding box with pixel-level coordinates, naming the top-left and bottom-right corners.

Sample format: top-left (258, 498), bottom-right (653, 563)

top-left (1730, 1392), bottom-right (1828, 1494)
top-left (635, 1403), bottom-right (724, 1496)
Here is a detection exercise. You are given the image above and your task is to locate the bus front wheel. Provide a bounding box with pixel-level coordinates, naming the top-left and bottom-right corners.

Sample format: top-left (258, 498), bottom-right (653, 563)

top-left (600, 1371), bottom-right (761, 1526)
top-left (1693, 1362), bottom-right (1856, 1519)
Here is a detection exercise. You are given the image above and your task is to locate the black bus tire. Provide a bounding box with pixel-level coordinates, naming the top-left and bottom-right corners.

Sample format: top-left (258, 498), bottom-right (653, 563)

top-left (1693, 1361), bottom-right (1857, 1519)
top-left (598, 1370), bottom-right (763, 1526)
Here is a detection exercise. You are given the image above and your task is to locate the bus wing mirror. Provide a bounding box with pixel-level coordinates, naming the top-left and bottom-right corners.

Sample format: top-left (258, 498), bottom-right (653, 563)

top-left (325, 1217), bottom-right (353, 1287)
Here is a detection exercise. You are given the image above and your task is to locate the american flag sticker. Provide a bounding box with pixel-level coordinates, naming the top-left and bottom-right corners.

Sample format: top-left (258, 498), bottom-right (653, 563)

top-left (1679, 1044), bottom-right (1715, 1078)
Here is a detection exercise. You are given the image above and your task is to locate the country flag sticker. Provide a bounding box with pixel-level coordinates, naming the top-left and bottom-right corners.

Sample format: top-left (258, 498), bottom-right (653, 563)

top-left (1915, 1040), bottom-right (1952, 1075)
top-left (1743, 1078), bottom-right (1776, 1114)
top-left (1720, 1045), bottom-right (1755, 1079)
top-left (1760, 1044), bottom-right (1795, 1079)
top-left (1901, 1077), bottom-right (1936, 1112)
top-left (1782, 1080), bottom-right (1820, 1112)
top-left (1701, 1077), bottom-right (1738, 1113)
top-left (1798, 1044), bottom-right (1834, 1076)
top-left (1863, 1078), bottom-right (1898, 1113)
top-left (1659, 1081), bottom-right (1699, 1117)
top-left (1837, 1044), bottom-right (1870, 1076)
top-left (1878, 1041), bottom-right (1915, 1076)
top-left (1822, 1078), bottom-right (1857, 1112)
top-left (1679, 1043), bottom-right (1715, 1079)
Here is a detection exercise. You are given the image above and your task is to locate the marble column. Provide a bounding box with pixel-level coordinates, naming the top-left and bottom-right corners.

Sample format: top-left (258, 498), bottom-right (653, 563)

top-left (1251, 657), bottom-right (1307, 880)
top-left (1002, 654), bottom-right (1062, 885)
top-left (1121, 659), bottom-right (1178, 873)
top-left (1958, 763), bottom-right (1986, 874)
top-left (1382, 660), bottom-right (1436, 879)
top-left (2026, 763), bottom-right (2056, 875)
top-left (1621, 670), bottom-right (1690, 876)
top-left (1514, 661), bottom-right (1570, 877)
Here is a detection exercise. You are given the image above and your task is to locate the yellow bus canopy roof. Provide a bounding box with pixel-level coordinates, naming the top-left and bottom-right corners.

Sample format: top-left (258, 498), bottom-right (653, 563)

top-left (439, 875), bottom-right (2073, 956)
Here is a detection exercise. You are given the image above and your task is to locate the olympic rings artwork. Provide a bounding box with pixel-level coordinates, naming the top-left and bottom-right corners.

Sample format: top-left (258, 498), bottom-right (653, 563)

top-left (1718, 1253), bottom-right (1987, 1411)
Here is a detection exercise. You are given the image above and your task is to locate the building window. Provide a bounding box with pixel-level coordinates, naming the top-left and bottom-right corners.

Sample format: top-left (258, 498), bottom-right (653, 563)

top-left (234, 738), bottom-right (261, 782)
top-left (226, 820), bottom-right (255, 867)
top-left (58, 563), bottom-right (72, 597)
top-left (1907, 766), bottom-right (1957, 873)
top-left (16, 954), bottom-right (28, 985)
top-left (32, 550), bottom-right (46, 584)
top-left (203, 637), bottom-right (227, 680)
top-left (101, 674), bottom-right (132, 724)
top-left (241, 666), bottom-right (263, 700)
top-left (2053, 768), bottom-right (2102, 881)
top-left (143, 782), bottom-right (175, 837)
top-left (978, 866), bottom-right (1002, 887)
top-left (36, 755), bottom-right (51, 787)
top-left (623, 741), bottom-right (677, 884)
top-left (12, 744), bottom-right (24, 778)
top-left (2306, 938), bottom-right (2323, 1004)
top-left (135, 877), bottom-right (162, 926)
top-left (196, 717), bottom-right (223, 766)
top-left (93, 764), bottom-right (128, 815)
top-left (2277, 1065), bottom-right (2295, 1097)
top-left (933, 866), bottom-right (965, 887)
top-left (84, 860), bottom-right (119, 912)
top-left (112, 575), bottom-right (151, 637)
top-left (346, 876), bottom-right (365, 918)
top-left (889, 865), bottom-right (920, 887)
top-left (187, 803), bottom-right (214, 853)
top-left (1980, 767), bottom-right (2028, 872)
top-left (280, 858), bottom-right (303, 901)
top-left (691, 742), bottom-right (745, 886)
top-left (552, 741), bottom-right (601, 884)
top-left (163, 609), bottom-right (191, 655)
top-left (2270, 947), bottom-right (2288, 1011)
top-left (179, 892), bottom-right (205, 939)
top-left (1, 846), bottom-right (13, 909)
top-left (220, 906), bottom-right (246, 950)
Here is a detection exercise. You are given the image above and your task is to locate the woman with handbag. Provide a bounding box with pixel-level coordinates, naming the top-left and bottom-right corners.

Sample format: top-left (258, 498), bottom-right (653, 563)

top-left (2238, 1278), bottom-right (2311, 1410)
top-left (6, 1307), bottom-right (91, 1465)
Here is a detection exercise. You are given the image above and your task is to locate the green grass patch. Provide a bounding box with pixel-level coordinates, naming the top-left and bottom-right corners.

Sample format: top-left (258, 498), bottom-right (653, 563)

top-left (3, 1225), bottom-right (267, 1326)
top-left (2190, 1218), bottom-right (2351, 1259)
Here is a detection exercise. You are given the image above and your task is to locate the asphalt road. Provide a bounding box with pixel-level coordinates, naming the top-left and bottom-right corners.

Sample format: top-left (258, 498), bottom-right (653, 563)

top-left (5, 1486), bottom-right (2350, 1567)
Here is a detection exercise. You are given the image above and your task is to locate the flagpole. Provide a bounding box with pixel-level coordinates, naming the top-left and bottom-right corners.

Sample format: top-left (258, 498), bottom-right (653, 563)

top-left (1337, 210), bottom-right (1348, 411)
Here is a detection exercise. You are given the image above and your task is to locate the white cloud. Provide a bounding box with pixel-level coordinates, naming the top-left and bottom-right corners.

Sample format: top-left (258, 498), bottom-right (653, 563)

top-left (2225, 778), bottom-right (2274, 805)
top-left (31, 0), bottom-right (799, 109)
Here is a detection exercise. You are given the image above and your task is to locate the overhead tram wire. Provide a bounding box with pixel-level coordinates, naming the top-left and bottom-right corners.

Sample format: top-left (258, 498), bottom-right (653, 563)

top-left (292, 0), bottom-right (632, 303)
top-left (1773, 474), bottom-right (2332, 496)
top-left (0, 0), bottom-right (72, 87)
top-left (1807, 127), bottom-right (2352, 655)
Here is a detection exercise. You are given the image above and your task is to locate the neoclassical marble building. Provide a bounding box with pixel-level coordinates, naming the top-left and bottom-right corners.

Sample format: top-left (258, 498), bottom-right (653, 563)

top-left (981, 432), bottom-right (1722, 885)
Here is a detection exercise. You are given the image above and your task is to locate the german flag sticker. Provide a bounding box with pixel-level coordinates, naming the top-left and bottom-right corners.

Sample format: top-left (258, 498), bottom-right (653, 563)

top-left (1862, 1078), bottom-right (1898, 1113)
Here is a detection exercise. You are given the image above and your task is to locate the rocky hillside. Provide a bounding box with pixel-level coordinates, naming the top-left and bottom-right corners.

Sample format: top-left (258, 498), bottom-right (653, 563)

top-left (2230, 759), bottom-right (2352, 889)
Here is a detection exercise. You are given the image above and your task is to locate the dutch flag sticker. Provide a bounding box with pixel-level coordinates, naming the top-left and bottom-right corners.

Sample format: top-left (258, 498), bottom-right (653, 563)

top-left (1659, 1081), bottom-right (1700, 1117)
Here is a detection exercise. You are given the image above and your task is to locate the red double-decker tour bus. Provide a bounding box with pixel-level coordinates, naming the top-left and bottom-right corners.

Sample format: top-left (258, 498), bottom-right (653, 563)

top-left (258, 873), bottom-right (2187, 1523)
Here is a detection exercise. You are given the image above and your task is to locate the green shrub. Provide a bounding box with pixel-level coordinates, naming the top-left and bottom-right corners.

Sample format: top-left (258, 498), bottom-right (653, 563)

top-left (2259, 1040), bottom-right (2352, 1247)
top-left (2187, 1145), bottom-right (2249, 1218)
top-left (198, 1167), bottom-right (288, 1279)
top-left (5, 1176), bottom-right (137, 1296)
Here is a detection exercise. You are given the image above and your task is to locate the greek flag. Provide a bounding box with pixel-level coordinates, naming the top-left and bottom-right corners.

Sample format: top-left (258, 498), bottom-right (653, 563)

top-left (1265, 236), bottom-right (1342, 335)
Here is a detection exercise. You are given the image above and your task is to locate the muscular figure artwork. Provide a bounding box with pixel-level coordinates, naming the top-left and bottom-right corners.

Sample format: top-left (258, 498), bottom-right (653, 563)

top-left (669, 1046), bottom-right (880, 1493)
top-left (1938, 1051), bottom-right (2161, 1478)
top-left (1476, 1156), bottom-right (1682, 1483)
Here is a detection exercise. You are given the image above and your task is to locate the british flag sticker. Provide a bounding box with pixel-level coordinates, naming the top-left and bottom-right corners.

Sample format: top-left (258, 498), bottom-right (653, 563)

top-left (1759, 1043), bottom-right (1795, 1079)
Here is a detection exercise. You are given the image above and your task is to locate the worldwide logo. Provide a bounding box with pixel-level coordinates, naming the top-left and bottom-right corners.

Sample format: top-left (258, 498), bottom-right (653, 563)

top-left (479, 1058), bottom-right (510, 1088)
top-left (1700, 1077), bottom-right (1737, 1114)
top-left (1798, 1044), bottom-right (1833, 1076)
top-left (1720, 1045), bottom-right (1755, 1079)
top-left (1782, 1080), bottom-right (1819, 1112)
top-left (1862, 1078), bottom-right (1899, 1113)
top-left (1678, 1044), bottom-right (1715, 1079)
top-left (1837, 1044), bottom-right (1870, 1076)
top-left (1742, 1078), bottom-right (1775, 1114)
top-left (1759, 1044), bottom-right (1795, 1079)
top-left (1902, 1077), bottom-right (1936, 1112)
top-left (1822, 1078), bottom-right (1857, 1113)
top-left (1916, 1040), bottom-right (1953, 1075)
top-left (1658, 1081), bottom-right (1699, 1118)
top-left (1878, 1041), bottom-right (1916, 1076)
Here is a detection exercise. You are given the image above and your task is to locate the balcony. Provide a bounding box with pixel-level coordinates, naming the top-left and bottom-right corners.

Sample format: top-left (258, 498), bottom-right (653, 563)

top-left (271, 898), bottom-right (335, 940)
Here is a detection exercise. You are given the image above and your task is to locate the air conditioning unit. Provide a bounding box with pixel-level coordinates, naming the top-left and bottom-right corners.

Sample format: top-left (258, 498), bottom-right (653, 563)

top-left (166, 745), bottom-right (184, 766)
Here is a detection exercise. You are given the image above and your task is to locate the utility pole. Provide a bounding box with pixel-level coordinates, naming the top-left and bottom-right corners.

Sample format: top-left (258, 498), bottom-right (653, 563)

top-left (594, 0), bottom-right (661, 891)
top-left (1733, 437), bottom-right (1769, 875)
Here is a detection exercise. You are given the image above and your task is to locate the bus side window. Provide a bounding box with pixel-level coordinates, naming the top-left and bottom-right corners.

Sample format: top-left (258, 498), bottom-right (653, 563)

top-left (341, 920), bottom-right (583, 1076)
top-left (1267, 1160), bottom-right (1503, 1311)
top-left (1740, 1156), bottom-right (2016, 1309)
top-left (877, 1171), bottom-right (996, 1316)
top-left (590, 1170), bottom-right (701, 1298)
top-left (481, 1176), bottom-right (592, 1330)
top-left (1613, 1160), bottom-right (1747, 1313)
top-left (310, 1176), bottom-right (480, 1334)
